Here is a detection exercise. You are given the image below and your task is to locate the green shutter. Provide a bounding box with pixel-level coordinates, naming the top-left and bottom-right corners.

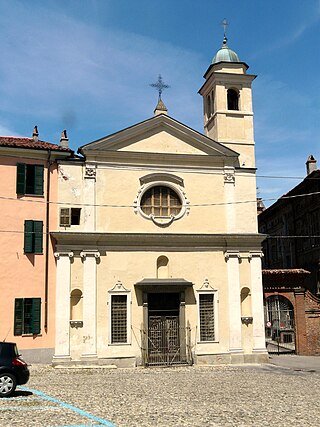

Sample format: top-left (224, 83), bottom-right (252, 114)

top-left (24, 220), bottom-right (34, 253)
top-left (33, 221), bottom-right (43, 254)
top-left (16, 163), bottom-right (26, 195)
top-left (31, 298), bottom-right (41, 335)
top-left (14, 298), bottom-right (24, 336)
top-left (34, 165), bottom-right (44, 195)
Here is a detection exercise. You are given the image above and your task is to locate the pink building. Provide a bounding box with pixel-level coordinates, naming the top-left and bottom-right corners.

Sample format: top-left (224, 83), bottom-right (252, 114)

top-left (0, 128), bottom-right (73, 362)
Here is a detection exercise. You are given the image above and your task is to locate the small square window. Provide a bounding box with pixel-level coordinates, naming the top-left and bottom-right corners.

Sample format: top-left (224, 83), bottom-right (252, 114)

top-left (60, 208), bottom-right (81, 227)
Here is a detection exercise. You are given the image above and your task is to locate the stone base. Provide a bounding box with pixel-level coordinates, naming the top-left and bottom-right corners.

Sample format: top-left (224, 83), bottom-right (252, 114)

top-left (52, 356), bottom-right (136, 368)
top-left (195, 352), bottom-right (269, 366)
top-left (80, 353), bottom-right (98, 364)
top-left (52, 355), bottom-right (72, 366)
top-left (98, 357), bottom-right (136, 368)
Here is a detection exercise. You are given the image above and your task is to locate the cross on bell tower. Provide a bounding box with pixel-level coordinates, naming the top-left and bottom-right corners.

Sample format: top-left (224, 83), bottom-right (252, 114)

top-left (222, 18), bottom-right (228, 38)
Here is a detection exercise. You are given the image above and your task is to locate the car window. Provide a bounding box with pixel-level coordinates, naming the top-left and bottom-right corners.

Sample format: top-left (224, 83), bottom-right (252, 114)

top-left (0, 343), bottom-right (18, 358)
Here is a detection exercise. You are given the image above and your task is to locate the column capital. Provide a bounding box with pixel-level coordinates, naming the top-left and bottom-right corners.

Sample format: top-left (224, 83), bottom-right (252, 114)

top-left (54, 251), bottom-right (74, 260)
top-left (248, 251), bottom-right (264, 261)
top-left (80, 250), bottom-right (100, 260)
top-left (224, 251), bottom-right (240, 261)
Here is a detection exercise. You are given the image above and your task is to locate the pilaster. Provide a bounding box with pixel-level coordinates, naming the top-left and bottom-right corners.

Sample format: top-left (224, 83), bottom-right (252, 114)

top-left (225, 251), bottom-right (242, 352)
top-left (53, 251), bottom-right (73, 362)
top-left (83, 164), bottom-right (96, 231)
top-left (249, 251), bottom-right (267, 352)
top-left (224, 167), bottom-right (236, 232)
top-left (80, 250), bottom-right (100, 361)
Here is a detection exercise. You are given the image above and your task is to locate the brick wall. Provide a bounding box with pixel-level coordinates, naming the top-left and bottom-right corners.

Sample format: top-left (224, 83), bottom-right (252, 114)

top-left (304, 291), bottom-right (320, 355)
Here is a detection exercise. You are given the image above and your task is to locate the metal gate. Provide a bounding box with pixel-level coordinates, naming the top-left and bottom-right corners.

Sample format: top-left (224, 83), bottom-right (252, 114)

top-left (141, 316), bottom-right (192, 366)
top-left (265, 295), bottom-right (295, 354)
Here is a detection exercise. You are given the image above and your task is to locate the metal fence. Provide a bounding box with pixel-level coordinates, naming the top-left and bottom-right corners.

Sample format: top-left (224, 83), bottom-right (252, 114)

top-left (265, 296), bottom-right (295, 354)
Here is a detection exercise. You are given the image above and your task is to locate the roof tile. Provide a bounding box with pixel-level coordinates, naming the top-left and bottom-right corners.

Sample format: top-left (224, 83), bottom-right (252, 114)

top-left (0, 137), bottom-right (73, 152)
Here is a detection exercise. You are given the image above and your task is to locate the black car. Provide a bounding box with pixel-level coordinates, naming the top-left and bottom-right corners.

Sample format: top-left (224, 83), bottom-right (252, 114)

top-left (0, 342), bottom-right (29, 397)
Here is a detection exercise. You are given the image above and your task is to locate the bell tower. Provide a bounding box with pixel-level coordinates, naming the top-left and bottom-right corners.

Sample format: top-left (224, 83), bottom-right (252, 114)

top-left (198, 29), bottom-right (257, 168)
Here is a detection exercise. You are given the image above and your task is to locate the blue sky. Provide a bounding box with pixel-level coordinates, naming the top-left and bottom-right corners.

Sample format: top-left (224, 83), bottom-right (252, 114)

top-left (0, 0), bottom-right (319, 206)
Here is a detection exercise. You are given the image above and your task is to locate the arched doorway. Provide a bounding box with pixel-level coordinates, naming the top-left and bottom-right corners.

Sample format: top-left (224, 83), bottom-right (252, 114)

top-left (265, 295), bottom-right (295, 354)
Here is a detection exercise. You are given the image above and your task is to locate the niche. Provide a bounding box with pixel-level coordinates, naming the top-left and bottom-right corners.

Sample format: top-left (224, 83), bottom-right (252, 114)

top-left (157, 256), bottom-right (169, 279)
top-left (240, 287), bottom-right (252, 317)
top-left (70, 288), bottom-right (83, 321)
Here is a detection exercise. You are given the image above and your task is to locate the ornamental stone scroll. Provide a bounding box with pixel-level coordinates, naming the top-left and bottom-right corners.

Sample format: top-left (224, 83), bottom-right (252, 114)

top-left (224, 167), bottom-right (235, 185)
top-left (80, 250), bottom-right (101, 261)
top-left (84, 164), bottom-right (97, 179)
top-left (54, 251), bottom-right (74, 260)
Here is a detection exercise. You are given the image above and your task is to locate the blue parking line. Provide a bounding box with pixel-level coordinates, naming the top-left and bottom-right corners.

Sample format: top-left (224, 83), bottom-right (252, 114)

top-left (20, 386), bottom-right (117, 427)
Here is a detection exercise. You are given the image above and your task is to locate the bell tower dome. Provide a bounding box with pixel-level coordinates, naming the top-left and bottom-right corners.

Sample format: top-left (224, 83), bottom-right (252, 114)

top-left (198, 31), bottom-right (257, 168)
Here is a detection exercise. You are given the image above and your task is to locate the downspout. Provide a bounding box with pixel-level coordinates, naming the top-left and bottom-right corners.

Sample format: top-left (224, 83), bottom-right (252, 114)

top-left (44, 150), bottom-right (52, 332)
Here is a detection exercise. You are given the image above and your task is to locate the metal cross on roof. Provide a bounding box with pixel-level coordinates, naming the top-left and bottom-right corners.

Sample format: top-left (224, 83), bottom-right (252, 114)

top-left (221, 18), bottom-right (229, 38)
top-left (150, 75), bottom-right (170, 100)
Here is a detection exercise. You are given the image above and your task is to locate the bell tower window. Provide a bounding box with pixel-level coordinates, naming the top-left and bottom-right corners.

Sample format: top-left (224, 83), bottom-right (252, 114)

top-left (227, 89), bottom-right (239, 110)
top-left (206, 95), bottom-right (211, 118)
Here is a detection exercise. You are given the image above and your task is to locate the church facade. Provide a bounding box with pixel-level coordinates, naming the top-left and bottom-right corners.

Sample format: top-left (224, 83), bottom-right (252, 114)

top-left (52, 36), bottom-right (267, 367)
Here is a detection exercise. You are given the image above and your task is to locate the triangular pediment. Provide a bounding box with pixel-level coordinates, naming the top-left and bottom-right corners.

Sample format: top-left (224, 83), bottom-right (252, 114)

top-left (79, 114), bottom-right (239, 160)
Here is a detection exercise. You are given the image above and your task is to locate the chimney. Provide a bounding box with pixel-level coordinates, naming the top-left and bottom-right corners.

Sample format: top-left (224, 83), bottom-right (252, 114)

top-left (257, 197), bottom-right (266, 215)
top-left (60, 129), bottom-right (69, 148)
top-left (306, 155), bottom-right (317, 175)
top-left (32, 125), bottom-right (39, 142)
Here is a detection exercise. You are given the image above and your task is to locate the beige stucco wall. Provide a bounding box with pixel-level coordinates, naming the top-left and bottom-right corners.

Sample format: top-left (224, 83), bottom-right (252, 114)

top-left (58, 157), bottom-right (257, 235)
top-left (63, 249), bottom-right (257, 362)
top-left (54, 137), bottom-right (264, 364)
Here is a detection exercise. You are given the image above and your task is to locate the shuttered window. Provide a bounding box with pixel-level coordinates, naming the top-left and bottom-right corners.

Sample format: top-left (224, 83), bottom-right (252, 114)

top-left (14, 298), bottom-right (41, 335)
top-left (24, 220), bottom-right (43, 254)
top-left (111, 295), bottom-right (127, 343)
top-left (59, 208), bottom-right (81, 227)
top-left (16, 163), bottom-right (44, 195)
top-left (199, 294), bottom-right (215, 341)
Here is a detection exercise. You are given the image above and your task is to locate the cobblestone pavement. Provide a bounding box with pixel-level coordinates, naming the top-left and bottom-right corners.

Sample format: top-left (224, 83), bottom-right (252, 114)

top-left (0, 363), bottom-right (320, 427)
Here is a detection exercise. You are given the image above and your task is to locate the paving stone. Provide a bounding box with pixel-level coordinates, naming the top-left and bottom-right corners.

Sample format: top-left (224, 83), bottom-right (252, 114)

top-left (0, 364), bottom-right (319, 426)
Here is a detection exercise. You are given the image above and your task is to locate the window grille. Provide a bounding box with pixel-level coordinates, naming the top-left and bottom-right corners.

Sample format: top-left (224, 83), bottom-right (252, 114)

top-left (141, 186), bottom-right (182, 216)
top-left (111, 295), bottom-right (127, 343)
top-left (199, 294), bottom-right (215, 341)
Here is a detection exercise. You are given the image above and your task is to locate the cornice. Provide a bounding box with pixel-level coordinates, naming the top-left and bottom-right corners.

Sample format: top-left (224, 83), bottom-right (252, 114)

top-left (80, 114), bottom-right (238, 159)
top-left (79, 150), bottom-right (237, 170)
top-left (52, 231), bottom-right (266, 251)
